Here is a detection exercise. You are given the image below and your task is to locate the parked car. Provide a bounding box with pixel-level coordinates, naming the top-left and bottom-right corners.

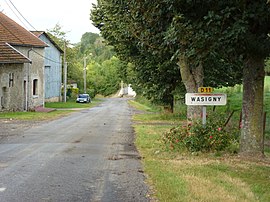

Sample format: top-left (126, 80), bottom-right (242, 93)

top-left (76, 94), bottom-right (91, 103)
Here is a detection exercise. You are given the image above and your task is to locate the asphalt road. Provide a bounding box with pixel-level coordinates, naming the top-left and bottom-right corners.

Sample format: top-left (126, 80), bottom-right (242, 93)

top-left (0, 98), bottom-right (150, 202)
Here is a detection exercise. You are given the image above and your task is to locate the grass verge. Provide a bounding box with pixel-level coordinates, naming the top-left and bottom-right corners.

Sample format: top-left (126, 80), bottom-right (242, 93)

top-left (0, 99), bottom-right (104, 121)
top-left (45, 98), bottom-right (103, 108)
top-left (131, 101), bottom-right (270, 202)
top-left (0, 110), bottom-right (73, 121)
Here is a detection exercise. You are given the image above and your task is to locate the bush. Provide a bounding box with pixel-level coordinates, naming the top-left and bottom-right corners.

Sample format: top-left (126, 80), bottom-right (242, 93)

top-left (162, 112), bottom-right (239, 153)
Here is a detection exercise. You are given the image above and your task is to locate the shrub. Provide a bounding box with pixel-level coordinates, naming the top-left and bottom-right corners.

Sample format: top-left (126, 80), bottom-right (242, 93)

top-left (162, 112), bottom-right (239, 153)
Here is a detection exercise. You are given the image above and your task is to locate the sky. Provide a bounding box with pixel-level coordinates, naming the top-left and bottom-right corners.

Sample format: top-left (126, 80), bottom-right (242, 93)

top-left (0, 0), bottom-right (100, 43)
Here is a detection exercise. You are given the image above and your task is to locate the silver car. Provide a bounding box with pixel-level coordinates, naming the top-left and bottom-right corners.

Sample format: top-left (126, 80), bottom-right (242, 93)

top-left (76, 94), bottom-right (91, 103)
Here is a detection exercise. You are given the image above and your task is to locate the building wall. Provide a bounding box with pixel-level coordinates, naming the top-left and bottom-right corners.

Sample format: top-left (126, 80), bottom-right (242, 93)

top-left (39, 34), bottom-right (62, 102)
top-left (0, 63), bottom-right (24, 111)
top-left (15, 46), bottom-right (45, 110)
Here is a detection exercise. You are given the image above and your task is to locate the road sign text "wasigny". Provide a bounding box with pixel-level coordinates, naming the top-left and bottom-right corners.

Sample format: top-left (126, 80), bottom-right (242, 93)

top-left (185, 93), bottom-right (227, 106)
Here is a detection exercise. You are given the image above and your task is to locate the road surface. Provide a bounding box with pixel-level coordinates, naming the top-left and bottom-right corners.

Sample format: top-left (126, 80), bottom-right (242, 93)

top-left (0, 98), bottom-right (150, 202)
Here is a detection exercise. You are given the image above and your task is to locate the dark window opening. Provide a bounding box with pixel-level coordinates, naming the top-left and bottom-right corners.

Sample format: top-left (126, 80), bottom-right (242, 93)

top-left (9, 73), bottom-right (14, 87)
top-left (33, 79), bottom-right (38, 96)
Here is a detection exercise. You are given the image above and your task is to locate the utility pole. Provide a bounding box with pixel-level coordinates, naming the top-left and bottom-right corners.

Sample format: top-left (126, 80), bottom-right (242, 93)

top-left (63, 41), bottom-right (67, 102)
top-left (26, 48), bottom-right (33, 111)
top-left (84, 57), bottom-right (87, 94)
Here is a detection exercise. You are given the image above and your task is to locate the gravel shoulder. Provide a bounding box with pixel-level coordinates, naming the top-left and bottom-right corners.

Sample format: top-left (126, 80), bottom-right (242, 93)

top-left (0, 119), bottom-right (42, 140)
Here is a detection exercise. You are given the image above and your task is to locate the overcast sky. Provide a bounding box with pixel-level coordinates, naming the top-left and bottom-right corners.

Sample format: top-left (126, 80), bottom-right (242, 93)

top-left (0, 0), bottom-right (100, 43)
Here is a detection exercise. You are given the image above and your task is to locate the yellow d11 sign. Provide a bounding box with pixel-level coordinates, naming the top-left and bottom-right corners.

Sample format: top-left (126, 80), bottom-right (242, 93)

top-left (198, 87), bottom-right (213, 93)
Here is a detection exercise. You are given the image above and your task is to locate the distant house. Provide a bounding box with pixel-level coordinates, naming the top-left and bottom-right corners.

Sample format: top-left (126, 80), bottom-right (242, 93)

top-left (118, 81), bottom-right (136, 97)
top-left (0, 12), bottom-right (47, 111)
top-left (32, 31), bottom-right (63, 102)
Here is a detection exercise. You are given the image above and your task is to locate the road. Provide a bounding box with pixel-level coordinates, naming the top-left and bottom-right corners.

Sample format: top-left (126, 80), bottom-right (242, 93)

top-left (0, 98), bottom-right (150, 202)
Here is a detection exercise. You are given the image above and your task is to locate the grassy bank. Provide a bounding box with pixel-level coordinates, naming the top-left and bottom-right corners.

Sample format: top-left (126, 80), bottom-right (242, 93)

top-left (131, 100), bottom-right (270, 202)
top-left (0, 99), bottom-right (103, 121)
top-left (45, 98), bottom-right (103, 109)
top-left (0, 110), bottom-right (72, 121)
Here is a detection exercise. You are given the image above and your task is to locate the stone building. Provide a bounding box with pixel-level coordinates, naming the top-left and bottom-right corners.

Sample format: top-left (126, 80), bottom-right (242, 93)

top-left (0, 43), bottom-right (31, 111)
top-left (0, 12), bottom-right (47, 111)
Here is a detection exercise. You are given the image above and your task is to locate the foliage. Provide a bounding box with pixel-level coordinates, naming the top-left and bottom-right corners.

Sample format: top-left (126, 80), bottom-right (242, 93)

top-left (46, 23), bottom-right (69, 47)
top-left (162, 113), bottom-right (239, 153)
top-left (78, 33), bottom-right (126, 96)
top-left (80, 32), bottom-right (100, 54)
top-left (47, 24), bottom-right (85, 89)
top-left (0, 111), bottom-right (72, 121)
top-left (133, 101), bottom-right (270, 201)
top-left (266, 58), bottom-right (270, 75)
top-left (90, 0), bottom-right (246, 93)
top-left (87, 56), bottom-right (124, 96)
top-left (47, 23), bottom-right (126, 97)
top-left (91, 1), bottom-right (183, 111)
top-left (45, 99), bottom-right (102, 109)
top-left (91, 0), bottom-right (270, 156)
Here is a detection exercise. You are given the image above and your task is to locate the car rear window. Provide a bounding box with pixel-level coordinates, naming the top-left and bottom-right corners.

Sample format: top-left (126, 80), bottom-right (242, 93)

top-left (78, 94), bottom-right (88, 98)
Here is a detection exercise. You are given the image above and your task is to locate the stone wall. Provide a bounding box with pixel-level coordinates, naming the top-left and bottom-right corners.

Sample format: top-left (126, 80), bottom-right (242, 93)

top-left (0, 63), bottom-right (24, 111)
top-left (14, 46), bottom-right (45, 110)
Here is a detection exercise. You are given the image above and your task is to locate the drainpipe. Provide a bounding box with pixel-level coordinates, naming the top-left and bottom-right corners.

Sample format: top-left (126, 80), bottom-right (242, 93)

top-left (26, 48), bottom-right (33, 111)
top-left (63, 42), bottom-right (67, 102)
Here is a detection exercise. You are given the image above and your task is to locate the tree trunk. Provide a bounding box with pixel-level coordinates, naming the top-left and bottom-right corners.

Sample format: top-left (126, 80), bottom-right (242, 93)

top-left (163, 94), bottom-right (174, 113)
top-left (177, 54), bottom-right (204, 120)
top-left (240, 57), bottom-right (265, 158)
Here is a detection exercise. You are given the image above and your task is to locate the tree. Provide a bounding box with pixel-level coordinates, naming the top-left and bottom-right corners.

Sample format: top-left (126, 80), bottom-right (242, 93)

top-left (79, 32), bottom-right (100, 54)
top-left (91, 1), bottom-right (270, 157)
top-left (87, 56), bottom-right (123, 96)
top-left (47, 23), bottom-right (70, 47)
top-left (91, 1), bottom-right (243, 114)
top-left (47, 24), bottom-right (84, 87)
top-left (91, 1), bottom-right (183, 112)
top-left (266, 58), bottom-right (270, 76)
top-left (204, 1), bottom-right (270, 157)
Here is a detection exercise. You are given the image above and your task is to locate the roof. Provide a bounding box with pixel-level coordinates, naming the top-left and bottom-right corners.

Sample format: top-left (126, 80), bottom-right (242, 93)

top-left (0, 12), bottom-right (47, 47)
top-left (0, 42), bottom-right (31, 64)
top-left (31, 31), bottom-right (64, 53)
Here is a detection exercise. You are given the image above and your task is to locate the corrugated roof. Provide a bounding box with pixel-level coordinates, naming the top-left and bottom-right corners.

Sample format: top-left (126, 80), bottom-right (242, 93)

top-left (0, 42), bottom-right (31, 64)
top-left (0, 12), bottom-right (47, 47)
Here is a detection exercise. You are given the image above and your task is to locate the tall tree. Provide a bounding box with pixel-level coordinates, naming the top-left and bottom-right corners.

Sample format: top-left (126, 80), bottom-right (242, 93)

top-left (79, 32), bottom-right (100, 54)
top-left (87, 56), bottom-right (123, 96)
top-left (47, 24), bottom-right (83, 87)
top-left (91, 0), bottom-right (270, 157)
top-left (91, 1), bottom-right (183, 112)
top-left (91, 0), bottom-right (243, 115)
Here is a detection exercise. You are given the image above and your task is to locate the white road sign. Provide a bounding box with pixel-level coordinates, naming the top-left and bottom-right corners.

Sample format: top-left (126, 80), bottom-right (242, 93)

top-left (185, 93), bottom-right (227, 106)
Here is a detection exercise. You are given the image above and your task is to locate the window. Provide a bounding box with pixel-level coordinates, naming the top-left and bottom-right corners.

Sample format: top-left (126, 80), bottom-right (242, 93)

top-left (33, 79), bottom-right (38, 96)
top-left (9, 73), bottom-right (14, 87)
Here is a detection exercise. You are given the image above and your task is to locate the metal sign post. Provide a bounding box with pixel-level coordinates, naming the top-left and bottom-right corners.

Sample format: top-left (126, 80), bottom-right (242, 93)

top-left (202, 106), bottom-right (207, 126)
top-left (185, 88), bottom-right (227, 126)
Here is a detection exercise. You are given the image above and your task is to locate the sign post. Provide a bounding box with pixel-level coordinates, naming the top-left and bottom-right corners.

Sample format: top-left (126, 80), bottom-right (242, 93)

top-left (185, 89), bottom-right (227, 126)
top-left (202, 106), bottom-right (207, 126)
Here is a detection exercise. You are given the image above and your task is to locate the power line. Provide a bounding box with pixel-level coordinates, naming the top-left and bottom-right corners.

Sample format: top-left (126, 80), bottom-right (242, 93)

top-left (0, 7), bottom-right (62, 65)
top-left (3, 0), bottom-right (29, 29)
top-left (5, 0), bottom-right (37, 31)
top-left (32, 49), bottom-right (62, 65)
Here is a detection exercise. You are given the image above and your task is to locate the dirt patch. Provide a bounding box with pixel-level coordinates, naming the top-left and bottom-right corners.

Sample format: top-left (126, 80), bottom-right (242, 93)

top-left (0, 119), bottom-right (42, 140)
